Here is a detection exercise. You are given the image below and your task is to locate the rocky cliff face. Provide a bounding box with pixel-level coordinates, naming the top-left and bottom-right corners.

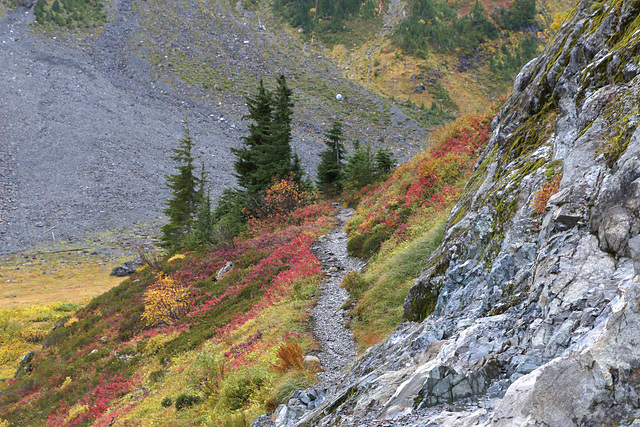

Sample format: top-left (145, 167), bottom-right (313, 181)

top-left (301, 0), bottom-right (640, 425)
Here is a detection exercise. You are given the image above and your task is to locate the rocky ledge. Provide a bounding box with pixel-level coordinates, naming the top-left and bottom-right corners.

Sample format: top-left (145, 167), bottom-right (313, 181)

top-left (298, 0), bottom-right (640, 425)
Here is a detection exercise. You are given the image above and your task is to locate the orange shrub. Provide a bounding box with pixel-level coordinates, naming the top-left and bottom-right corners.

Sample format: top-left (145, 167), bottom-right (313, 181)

top-left (244, 176), bottom-right (316, 233)
top-left (531, 174), bottom-right (561, 214)
top-left (273, 341), bottom-right (304, 372)
top-left (245, 176), bottom-right (313, 220)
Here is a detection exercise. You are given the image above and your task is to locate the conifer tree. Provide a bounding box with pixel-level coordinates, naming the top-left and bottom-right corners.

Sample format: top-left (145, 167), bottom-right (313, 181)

top-left (343, 141), bottom-right (375, 190)
top-left (291, 151), bottom-right (305, 184)
top-left (231, 79), bottom-right (273, 194)
top-left (232, 75), bottom-right (301, 195)
top-left (186, 164), bottom-right (216, 246)
top-left (255, 74), bottom-right (296, 186)
top-left (317, 120), bottom-right (346, 191)
top-left (190, 190), bottom-right (215, 246)
top-left (374, 147), bottom-right (395, 177)
top-left (161, 120), bottom-right (200, 250)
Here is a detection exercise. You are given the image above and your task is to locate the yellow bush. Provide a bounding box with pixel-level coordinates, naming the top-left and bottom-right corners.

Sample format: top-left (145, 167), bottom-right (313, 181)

top-left (64, 316), bottom-right (79, 327)
top-left (61, 376), bottom-right (72, 389)
top-left (19, 325), bottom-right (47, 344)
top-left (141, 274), bottom-right (190, 326)
top-left (168, 254), bottom-right (185, 263)
top-left (65, 404), bottom-right (89, 423)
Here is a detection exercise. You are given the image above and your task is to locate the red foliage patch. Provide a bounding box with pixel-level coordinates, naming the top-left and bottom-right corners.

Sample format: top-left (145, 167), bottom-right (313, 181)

top-left (347, 113), bottom-right (493, 246)
top-left (46, 375), bottom-right (135, 427)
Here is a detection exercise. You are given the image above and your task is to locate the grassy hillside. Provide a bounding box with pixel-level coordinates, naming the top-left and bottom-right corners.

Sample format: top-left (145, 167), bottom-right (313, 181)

top-left (340, 111), bottom-right (494, 348)
top-left (323, 0), bottom-right (574, 122)
top-left (0, 110), bottom-right (498, 425)
top-left (0, 201), bottom-right (334, 426)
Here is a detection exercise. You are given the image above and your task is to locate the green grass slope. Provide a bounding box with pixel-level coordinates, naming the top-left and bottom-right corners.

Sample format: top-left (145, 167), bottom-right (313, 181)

top-left (0, 202), bottom-right (334, 426)
top-left (340, 112), bottom-right (495, 348)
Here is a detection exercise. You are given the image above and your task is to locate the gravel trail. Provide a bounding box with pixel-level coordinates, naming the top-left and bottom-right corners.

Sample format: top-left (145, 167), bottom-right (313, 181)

top-left (310, 204), bottom-right (364, 391)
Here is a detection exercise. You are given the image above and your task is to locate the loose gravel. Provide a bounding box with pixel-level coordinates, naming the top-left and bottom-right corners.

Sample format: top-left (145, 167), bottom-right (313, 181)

top-left (0, 2), bottom-right (242, 254)
top-left (310, 204), bottom-right (364, 392)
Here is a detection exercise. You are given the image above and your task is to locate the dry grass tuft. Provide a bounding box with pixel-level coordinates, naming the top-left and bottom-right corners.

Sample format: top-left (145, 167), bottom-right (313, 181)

top-left (274, 342), bottom-right (304, 372)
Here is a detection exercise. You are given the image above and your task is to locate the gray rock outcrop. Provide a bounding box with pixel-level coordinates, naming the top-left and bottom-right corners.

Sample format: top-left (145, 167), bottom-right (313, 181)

top-left (110, 259), bottom-right (142, 276)
top-left (215, 261), bottom-right (234, 281)
top-left (14, 351), bottom-right (35, 379)
top-left (300, 1), bottom-right (640, 425)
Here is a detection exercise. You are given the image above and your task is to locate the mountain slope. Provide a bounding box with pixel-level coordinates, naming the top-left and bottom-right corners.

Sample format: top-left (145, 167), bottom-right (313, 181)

top-left (298, 0), bottom-right (640, 425)
top-left (0, 0), bottom-right (428, 255)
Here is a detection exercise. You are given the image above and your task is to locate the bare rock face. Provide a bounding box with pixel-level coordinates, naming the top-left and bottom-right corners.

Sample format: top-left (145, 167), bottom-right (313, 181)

top-left (300, 1), bottom-right (640, 425)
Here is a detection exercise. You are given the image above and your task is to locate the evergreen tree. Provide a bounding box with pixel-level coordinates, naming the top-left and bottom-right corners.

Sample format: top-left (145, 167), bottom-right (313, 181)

top-left (255, 75), bottom-right (297, 186)
top-left (317, 120), bottom-right (346, 191)
top-left (185, 165), bottom-right (215, 246)
top-left (188, 190), bottom-right (215, 246)
top-left (232, 75), bottom-right (301, 195)
top-left (510, 0), bottom-right (536, 28)
top-left (291, 151), bottom-right (305, 184)
top-left (231, 79), bottom-right (273, 194)
top-left (343, 141), bottom-right (375, 190)
top-left (161, 121), bottom-right (200, 250)
top-left (374, 147), bottom-right (395, 177)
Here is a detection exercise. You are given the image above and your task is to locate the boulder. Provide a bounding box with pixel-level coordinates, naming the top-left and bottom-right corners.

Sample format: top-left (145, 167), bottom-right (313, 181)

top-left (598, 205), bottom-right (633, 256)
top-left (216, 261), bottom-right (233, 281)
top-left (268, 387), bottom-right (327, 426)
top-left (553, 203), bottom-right (587, 231)
top-left (14, 351), bottom-right (35, 378)
top-left (110, 259), bottom-right (142, 277)
top-left (303, 355), bottom-right (322, 372)
top-left (628, 235), bottom-right (640, 275)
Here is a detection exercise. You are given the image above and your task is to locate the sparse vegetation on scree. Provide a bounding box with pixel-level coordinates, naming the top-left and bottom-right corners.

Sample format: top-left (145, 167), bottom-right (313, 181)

top-left (33, 0), bottom-right (106, 28)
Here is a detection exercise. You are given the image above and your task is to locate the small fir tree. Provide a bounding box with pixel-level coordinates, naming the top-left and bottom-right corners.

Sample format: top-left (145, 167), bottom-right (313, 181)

top-left (161, 120), bottom-right (200, 250)
top-left (262, 75), bottom-right (296, 179)
top-left (189, 190), bottom-right (215, 246)
top-left (374, 147), bottom-right (395, 177)
top-left (186, 165), bottom-right (216, 246)
top-left (317, 120), bottom-right (346, 191)
top-left (342, 141), bottom-right (375, 190)
top-left (232, 75), bottom-right (302, 195)
top-left (231, 79), bottom-right (273, 194)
